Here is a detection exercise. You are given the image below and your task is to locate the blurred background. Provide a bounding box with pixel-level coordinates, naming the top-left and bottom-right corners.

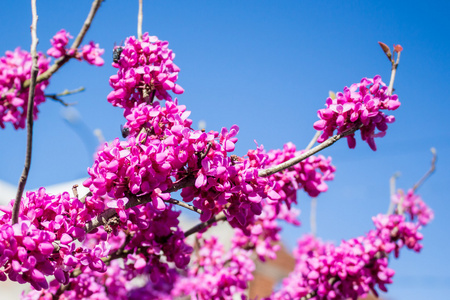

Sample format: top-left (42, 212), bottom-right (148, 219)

top-left (0, 0), bottom-right (449, 298)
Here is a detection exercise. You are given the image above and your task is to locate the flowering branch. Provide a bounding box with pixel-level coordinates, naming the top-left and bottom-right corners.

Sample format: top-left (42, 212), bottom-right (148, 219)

top-left (21, 0), bottom-right (103, 90)
top-left (412, 147), bottom-right (437, 191)
top-left (258, 124), bottom-right (362, 177)
top-left (12, 0), bottom-right (39, 225)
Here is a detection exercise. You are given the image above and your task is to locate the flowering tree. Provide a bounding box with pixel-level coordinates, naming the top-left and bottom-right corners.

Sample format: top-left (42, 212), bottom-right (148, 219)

top-left (0, 1), bottom-right (435, 299)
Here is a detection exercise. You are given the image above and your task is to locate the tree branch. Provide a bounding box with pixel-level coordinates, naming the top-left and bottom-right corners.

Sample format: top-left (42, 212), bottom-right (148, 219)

top-left (305, 131), bottom-right (321, 151)
top-left (21, 0), bottom-right (103, 91)
top-left (412, 147), bottom-right (437, 192)
top-left (258, 124), bottom-right (362, 177)
top-left (45, 87), bottom-right (84, 106)
top-left (388, 48), bottom-right (401, 95)
top-left (12, 0), bottom-right (39, 225)
top-left (137, 0), bottom-right (143, 41)
top-left (184, 212), bottom-right (227, 238)
top-left (387, 172), bottom-right (401, 215)
top-left (166, 198), bottom-right (202, 214)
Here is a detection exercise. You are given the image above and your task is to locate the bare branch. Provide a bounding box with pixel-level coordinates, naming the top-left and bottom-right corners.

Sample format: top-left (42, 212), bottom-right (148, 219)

top-left (184, 212), bottom-right (227, 238)
top-left (412, 147), bottom-right (437, 192)
top-left (387, 50), bottom-right (401, 95)
top-left (387, 172), bottom-right (401, 215)
top-left (137, 0), bottom-right (143, 41)
top-left (45, 86), bottom-right (84, 106)
top-left (310, 198), bottom-right (317, 237)
top-left (305, 131), bottom-right (321, 151)
top-left (166, 198), bottom-right (202, 214)
top-left (70, 0), bottom-right (103, 51)
top-left (12, 0), bottom-right (39, 224)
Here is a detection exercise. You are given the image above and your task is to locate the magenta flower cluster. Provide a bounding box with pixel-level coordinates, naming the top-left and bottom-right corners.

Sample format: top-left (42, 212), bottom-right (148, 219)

top-left (232, 201), bottom-right (301, 262)
top-left (47, 29), bottom-right (105, 66)
top-left (171, 235), bottom-right (255, 299)
top-left (393, 189), bottom-right (434, 226)
top-left (0, 189), bottom-right (110, 291)
top-left (313, 75), bottom-right (401, 150)
top-left (0, 48), bottom-right (50, 129)
top-left (271, 199), bottom-right (429, 300)
top-left (0, 29), bottom-right (104, 130)
top-left (9, 29), bottom-right (429, 300)
top-left (107, 33), bottom-right (183, 111)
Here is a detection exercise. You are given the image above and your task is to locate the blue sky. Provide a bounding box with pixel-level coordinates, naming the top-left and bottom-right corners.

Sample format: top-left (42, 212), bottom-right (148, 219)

top-left (1, 1), bottom-right (449, 298)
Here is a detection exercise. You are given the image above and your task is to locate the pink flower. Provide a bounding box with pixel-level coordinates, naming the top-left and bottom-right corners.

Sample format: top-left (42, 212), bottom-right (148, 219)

top-left (81, 41), bottom-right (105, 66)
top-left (313, 76), bottom-right (400, 150)
top-left (47, 29), bottom-right (72, 58)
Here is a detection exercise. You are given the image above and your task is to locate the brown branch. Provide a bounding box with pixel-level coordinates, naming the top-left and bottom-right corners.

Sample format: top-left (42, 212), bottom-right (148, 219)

top-left (412, 147), bottom-right (437, 192)
top-left (258, 124), bottom-right (362, 177)
top-left (12, 0), bottom-right (39, 224)
top-left (184, 212), bottom-right (227, 238)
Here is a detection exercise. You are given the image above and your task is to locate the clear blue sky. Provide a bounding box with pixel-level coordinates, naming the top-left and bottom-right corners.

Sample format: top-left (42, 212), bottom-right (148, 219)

top-left (1, 1), bottom-right (449, 298)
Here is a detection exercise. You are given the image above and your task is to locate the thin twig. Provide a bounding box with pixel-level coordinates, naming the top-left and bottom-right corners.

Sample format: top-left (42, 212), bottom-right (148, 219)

top-left (72, 184), bottom-right (79, 199)
top-left (12, 0), bottom-right (39, 225)
top-left (166, 198), bottom-right (203, 214)
top-left (387, 172), bottom-right (401, 215)
top-left (310, 198), bottom-right (317, 237)
top-left (184, 212), bottom-right (227, 238)
top-left (305, 131), bottom-right (321, 151)
top-left (137, 0), bottom-right (143, 41)
top-left (388, 51), bottom-right (401, 95)
top-left (21, 0), bottom-right (103, 90)
top-left (412, 147), bottom-right (437, 192)
top-left (258, 124), bottom-right (362, 177)
top-left (45, 87), bottom-right (85, 106)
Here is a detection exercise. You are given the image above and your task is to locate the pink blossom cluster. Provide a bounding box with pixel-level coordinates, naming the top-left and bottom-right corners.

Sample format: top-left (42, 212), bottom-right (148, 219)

top-left (83, 98), bottom-right (208, 213)
top-left (47, 29), bottom-right (105, 66)
top-left (313, 75), bottom-right (401, 150)
top-left (264, 142), bottom-right (335, 204)
top-left (21, 203), bottom-right (191, 299)
top-left (181, 139), bottom-right (282, 229)
top-left (0, 48), bottom-right (50, 129)
top-left (393, 189), bottom-right (434, 226)
top-left (232, 202), bottom-right (301, 262)
top-left (0, 189), bottom-right (110, 291)
top-left (171, 235), bottom-right (255, 300)
top-left (22, 261), bottom-right (122, 300)
top-left (107, 33), bottom-right (183, 111)
top-left (0, 29), bottom-right (104, 130)
top-left (85, 96), bottom-right (285, 229)
top-left (271, 211), bottom-right (427, 300)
